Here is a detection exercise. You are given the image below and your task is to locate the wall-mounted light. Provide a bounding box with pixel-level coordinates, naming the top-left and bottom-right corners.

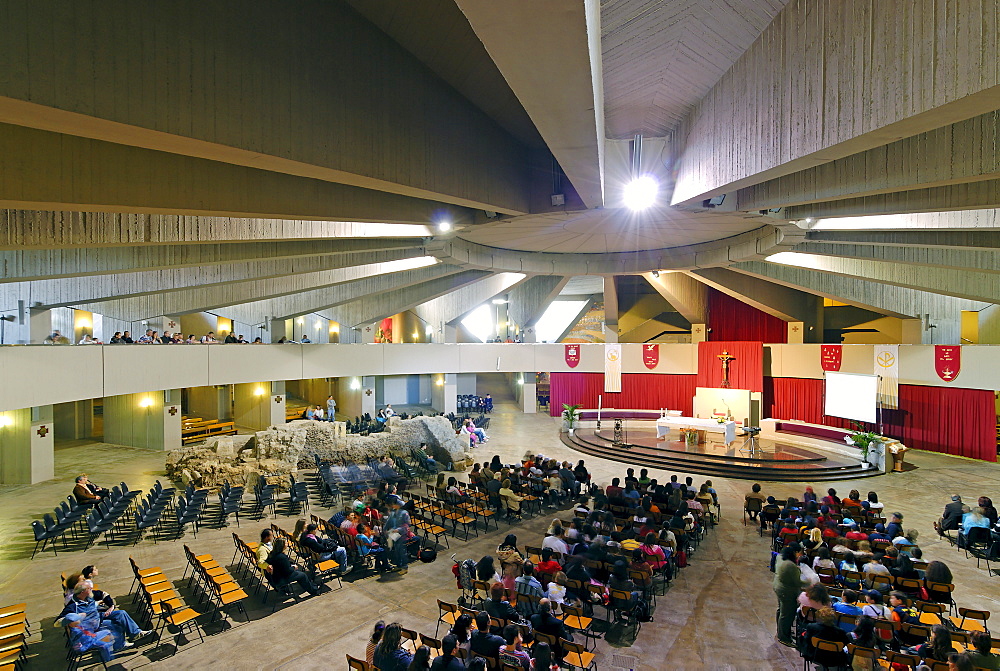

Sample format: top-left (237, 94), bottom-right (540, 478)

top-left (330, 324), bottom-right (339, 334)
top-left (297, 318), bottom-right (305, 325)
top-left (412, 332), bottom-right (419, 339)
top-left (138, 397), bottom-right (154, 408)
top-left (316, 322), bottom-right (322, 329)
top-left (76, 318), bottom-right (92, 329)
top-left (0, 415), bottom-right (12, 427)
top-left (350, 378), bottom-right (361, 390)
top-left (436, 377), bottom-right (445, 387)
top-left (254, 386), bottom-right (267, 397)
top-left (517, 376), bottom-right (524, 385)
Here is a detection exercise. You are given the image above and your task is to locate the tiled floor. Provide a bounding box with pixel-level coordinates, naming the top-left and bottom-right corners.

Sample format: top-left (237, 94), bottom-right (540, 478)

top-left (2, 392), bottom-right (999, 670)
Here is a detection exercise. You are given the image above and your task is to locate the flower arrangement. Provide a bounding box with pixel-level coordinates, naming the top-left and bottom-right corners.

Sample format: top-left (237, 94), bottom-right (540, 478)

top-left (844, 422), bottom-right (887, 461)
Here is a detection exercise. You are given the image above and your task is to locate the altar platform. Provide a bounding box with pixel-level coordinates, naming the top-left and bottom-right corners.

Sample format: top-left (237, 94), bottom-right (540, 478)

top-left (560, 427), bottom-right (880, 482)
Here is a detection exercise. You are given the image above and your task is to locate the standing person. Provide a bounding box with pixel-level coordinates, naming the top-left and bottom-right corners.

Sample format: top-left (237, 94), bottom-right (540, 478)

top-left (773, 543), bottom-right (806, 647)
top-left (384, 496), bottom-right (413, 575)
top-left (326, 395), bottom-right (337, 420)
top-left (497, 534), bottom-right (524, 595)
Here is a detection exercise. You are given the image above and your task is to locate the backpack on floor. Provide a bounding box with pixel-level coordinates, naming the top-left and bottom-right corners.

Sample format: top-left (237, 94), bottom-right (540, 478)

top-left (676, 550), bottom-right (688, 568)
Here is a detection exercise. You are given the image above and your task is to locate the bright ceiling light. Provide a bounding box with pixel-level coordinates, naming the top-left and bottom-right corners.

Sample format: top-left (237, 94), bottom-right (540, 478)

top-left (437, 220), bottom-right (452, 233)
top-left (623, 176), bottom-right (658, 210)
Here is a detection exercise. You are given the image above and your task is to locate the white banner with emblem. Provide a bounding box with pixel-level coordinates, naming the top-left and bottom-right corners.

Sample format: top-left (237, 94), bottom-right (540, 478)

top-left (874, 344), bottom-right (899, 409)
top-left (604, 343), bottom-right (622, 393)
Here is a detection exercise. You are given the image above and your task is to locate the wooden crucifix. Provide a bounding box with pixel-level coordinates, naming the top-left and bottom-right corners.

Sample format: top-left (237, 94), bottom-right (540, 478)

top-left (717, 350), bottom-right (736, 388)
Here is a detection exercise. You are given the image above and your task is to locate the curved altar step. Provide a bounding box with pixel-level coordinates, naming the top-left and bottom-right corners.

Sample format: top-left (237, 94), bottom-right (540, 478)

top-left (561, 429), bottom-right (880, 482)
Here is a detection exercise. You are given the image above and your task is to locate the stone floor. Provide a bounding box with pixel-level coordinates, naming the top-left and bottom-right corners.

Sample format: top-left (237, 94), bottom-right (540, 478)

top-left (2, 395), bottom-right (999, 670)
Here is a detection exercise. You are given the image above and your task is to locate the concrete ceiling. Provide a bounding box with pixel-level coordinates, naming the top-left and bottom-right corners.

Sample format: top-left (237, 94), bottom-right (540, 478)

top-left (0, 0), bottom-right (996, 348)
top-left (601, 0), bottom-right (789, 138)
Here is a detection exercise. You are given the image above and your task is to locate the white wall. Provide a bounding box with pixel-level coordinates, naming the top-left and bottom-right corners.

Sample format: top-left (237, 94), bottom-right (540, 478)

top-left (1, 342), bottom-right (998, 412)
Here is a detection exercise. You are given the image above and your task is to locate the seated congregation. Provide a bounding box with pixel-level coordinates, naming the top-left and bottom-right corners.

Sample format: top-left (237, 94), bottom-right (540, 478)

top-left (760, 484), bottom-right (999, 671)
top-left (353, 454), bottom-right (722, 670)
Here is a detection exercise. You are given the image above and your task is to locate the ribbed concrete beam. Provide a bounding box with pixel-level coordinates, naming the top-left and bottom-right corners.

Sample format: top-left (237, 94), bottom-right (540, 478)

top-left (456, 0), bottom-right (605, 207)
top-left (688, 268), bottom-right (815, 322)
top-left (327, 271), bottom-right (494, 328)
top-left (0, 2), bottom-right (530, 213)
top-left (0, 211), bottom-right (430, 250)
top-left (413, 273), bottom-right (529, 332)
top-left (506, 276), bottom-right (569, 328)
top-left (0, 238), bottom-right (422, 282)
top-left (215, 265), bottom-right (466, 326)
top-left (733, 260), bottom-right (987, 317)
top-left (30, 255), bottom-right (433, 320)
top-left (785, 179), bottom-right (1000, 220)
top-left (0, 124), bottom-right (476, 225)
top-left (806, 229), bottom-right (1000, 250)
top-left (736, 110), bottom-right (1000, 210)
top-left (688, 267), bottom-right (823, 341)
top-left (792, 241), bottom-right (1000, 274)
top-left (672, 0), bottom-right (1000, 205)
top-left (760, 253), bottom-right (1000, 304)
top-left (642, 272), bottom-right (707, 324)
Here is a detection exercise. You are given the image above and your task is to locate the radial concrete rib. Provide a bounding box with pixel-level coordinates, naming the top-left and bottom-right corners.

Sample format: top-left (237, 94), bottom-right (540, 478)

top-left (790, 241), bottom-right (1000, 275)
top-left (506, 276), bottom-right (569, 329)
top-left (412, 273), bottom-right (529, 333)
top-left (0, 210), bottom-right (432, 250)
top-left (0, 238), bottom-right (422, 282)
top-left (642, 272), bottom-right (707, 324)
top-left (730, 261), bottom-right (987, 319)
top-left (327, 270), bottom-right (493, 328)
top-left (753, 253), bottom-right (1000, 304)
top-left (602, 276), bottom-right (620, 339)
top-left (7, 249), bottom-right (422, 313)
top-left (455, 0), bottom-right (605, 207)
top-left (63, 257), bottom-right (440, 321)
top-left (217, 265), bottom-right (466, 326)
top-left (735, 110), bottom-right (1000, 210)
top-left (806, 229), bottom-right (1000, 250)
top-left (785, 179), bottom-right (1000, 220)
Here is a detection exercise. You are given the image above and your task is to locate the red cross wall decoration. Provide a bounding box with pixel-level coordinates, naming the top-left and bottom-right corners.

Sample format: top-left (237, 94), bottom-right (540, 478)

top-left (168, 406), bottom-right (178, 416)
top-left (36, 425), bottom-right (49, 437)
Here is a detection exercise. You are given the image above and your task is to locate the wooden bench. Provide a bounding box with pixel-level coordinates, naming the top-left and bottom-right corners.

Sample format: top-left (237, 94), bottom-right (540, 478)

top-left (182, 421), bottom-right (237, 444)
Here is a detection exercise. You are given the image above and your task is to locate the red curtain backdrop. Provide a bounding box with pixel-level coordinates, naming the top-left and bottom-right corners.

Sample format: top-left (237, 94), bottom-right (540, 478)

top-left (707, 288), bottom-right (788, 343)
top-left (697, 341), bottom-right (764, 392)
top-left (898, 385), bottom-right (996, 462)
top-left (764, 377), bottom-right (996, 462)
top-left (549, 373), bottom-right (697, 416)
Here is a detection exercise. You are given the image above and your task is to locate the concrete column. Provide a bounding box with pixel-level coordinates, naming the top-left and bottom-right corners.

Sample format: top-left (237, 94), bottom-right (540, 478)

top-left (337, 377), bottom-right (363, 420)
top-left (431, 374), bottom-right (457, 414)
top-left (361, 323), bottom-right (378, 343)
top-left (54, 400), bottom-right (94, 440)
top-left (521, 326), bottom-right (537, 343)
top-left (30, 307), bottom-right (75, 344)
top-left (103, 390), bottom-right (182, 451)
top-left (268, 317), bottom-right (289, 344)
top-left (521, 374), bottom-right (537, 414)
top-left (233, 382), bottom-right (285, 431)
top-left (361, 376), bottom-right (377, 417)
top-left (0, 405), bottom-right (55, 484)
top-left (442, 324), bottom-right (458, 344)
top-left (900, 319), bottom-right (923, 345)
top-left (787, 321), bottom-right (805, 344)
top-left (186, 386), bottom-right (231, 422)
top-left (691, 323), bottom-right (707, 343)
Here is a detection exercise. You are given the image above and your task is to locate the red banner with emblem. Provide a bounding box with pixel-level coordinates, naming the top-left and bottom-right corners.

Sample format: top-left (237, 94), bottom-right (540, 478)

top-left (820, 345), bottom-right (842, 372)
top-left (642, 343), bottom-right (659, 370)
top-left (935, 345), bottom-right (961, 382)
top-left (564, 344), bottom-right (581, 368)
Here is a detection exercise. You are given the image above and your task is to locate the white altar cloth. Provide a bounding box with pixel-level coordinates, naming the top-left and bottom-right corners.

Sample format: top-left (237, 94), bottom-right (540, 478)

top-left (656, 416), bottom-right (737, 444)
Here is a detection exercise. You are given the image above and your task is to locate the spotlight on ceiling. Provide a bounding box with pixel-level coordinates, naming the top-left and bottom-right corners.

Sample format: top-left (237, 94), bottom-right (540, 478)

top-left (623, 176), bottom-right (658, 210)
top-left (651, 270), bottom-right (660, 278)
top-left (437, 220), bottom-right (452, 233)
